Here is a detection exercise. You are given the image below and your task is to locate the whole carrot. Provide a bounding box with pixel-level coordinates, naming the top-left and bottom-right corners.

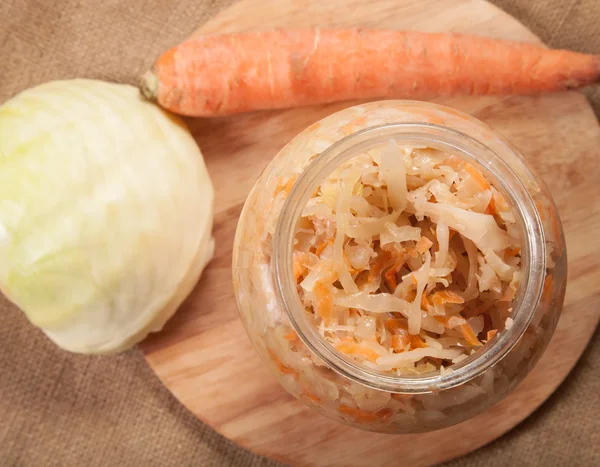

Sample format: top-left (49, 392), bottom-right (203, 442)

top-left (140, 29), bottom-right (600, 117)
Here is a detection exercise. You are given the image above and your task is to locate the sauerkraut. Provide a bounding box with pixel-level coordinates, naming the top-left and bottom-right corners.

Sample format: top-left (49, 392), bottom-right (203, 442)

top-left (233, 101), bottom-right (564, 433)
top-left (292, 142), bottom-right (522, 375)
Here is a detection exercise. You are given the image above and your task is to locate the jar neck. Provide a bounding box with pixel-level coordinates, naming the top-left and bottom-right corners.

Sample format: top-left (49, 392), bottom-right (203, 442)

top-left (271, 122), bottom-right (546, 393)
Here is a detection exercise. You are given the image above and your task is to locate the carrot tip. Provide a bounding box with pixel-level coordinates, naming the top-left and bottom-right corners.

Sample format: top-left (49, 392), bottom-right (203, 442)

top-left (139, 71), bottom-right (159, 101)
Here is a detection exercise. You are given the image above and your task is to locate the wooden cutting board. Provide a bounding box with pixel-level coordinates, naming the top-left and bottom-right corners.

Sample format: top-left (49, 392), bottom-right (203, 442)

top-left (141, 0), bottom-right (600, 465)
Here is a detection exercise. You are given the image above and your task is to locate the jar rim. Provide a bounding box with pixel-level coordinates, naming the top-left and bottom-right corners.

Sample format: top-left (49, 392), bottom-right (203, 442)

top-left (271, 114), bottom-right (546, 393)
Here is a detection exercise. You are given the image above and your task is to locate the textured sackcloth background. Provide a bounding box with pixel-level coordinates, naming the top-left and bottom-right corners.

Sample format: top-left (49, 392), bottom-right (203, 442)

top-left (0, 0), bottom-right (599, 466)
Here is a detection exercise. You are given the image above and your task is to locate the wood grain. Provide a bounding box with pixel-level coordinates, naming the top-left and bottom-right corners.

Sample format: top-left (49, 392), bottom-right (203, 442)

top-left (141, 0), bottom-right (600, 465)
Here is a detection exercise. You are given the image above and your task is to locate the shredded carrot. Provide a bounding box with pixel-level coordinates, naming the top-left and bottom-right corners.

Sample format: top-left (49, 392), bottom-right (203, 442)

top-left (420, 292), bottom-right (431, 310)
top-left (391, 333), bottom-right (411, 352)
top-left (315, 238), bottom-right (332, 256)
top-left (485, 196), bottom-right (496, 215)
top-left (313, 282), bottom-right (333, 324)
top-left (486, 329), bottom-right (498, 341)
top-left (338, 405), bottom-right (378, 422)
top-left (416, 236), bottom-right (434, 254)
top-left (505, 247), bottom-right (521, 257)
top-left (293, 261), bottom-right (305, 282)
top-left (385, 318), bottom-right (408, 333)
top-left (464, 163), bottom-right (490, 190)
top-left (338, 405), bottom-right (392, 423)
top-left (375, 407), bottom-right (394, 422)
top-left (384, 268), bottom-right (398, 291)
top-left (459, 323), bottom-right (482, 346)
top-left (410, 335), bottom-right (427, 349)
top-left (368, 252), bottom-right (393, 283)
top-left (434, 315), bottom-right (449, 325)
top-left (301, 391), bottom-right (321, 403)
top-left (389, 321), bottom-right (426, 351)
top-left (283, 174), bottom-right (298, 194)
top-left (384, 257), bottom-right (405, 290)
top-left (432, 290), bottom-right (465, 305)
top-left (336, 342), bottom-right (380, 363)
top-left (268, 349), bottom-right (298, 377)
top-left (399, 288), bottom-right (417, 302)
top-left (292, 252), bottom-right (311, 282)
top-left (284, 330), bottom-right (298, 342)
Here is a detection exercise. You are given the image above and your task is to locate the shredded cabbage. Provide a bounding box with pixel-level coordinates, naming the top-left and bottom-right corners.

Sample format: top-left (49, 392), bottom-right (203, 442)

top-left (292, 142), bottom-right (522, 374)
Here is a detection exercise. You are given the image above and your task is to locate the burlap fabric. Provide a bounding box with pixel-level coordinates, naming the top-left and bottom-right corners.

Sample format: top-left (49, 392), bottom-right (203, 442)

top-left (0, 1), bottom-right (598, 465)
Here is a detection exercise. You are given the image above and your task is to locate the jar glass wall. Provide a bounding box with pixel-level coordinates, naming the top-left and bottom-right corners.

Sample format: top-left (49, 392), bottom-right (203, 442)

top-left (232, 101), bottom-right (566, 433)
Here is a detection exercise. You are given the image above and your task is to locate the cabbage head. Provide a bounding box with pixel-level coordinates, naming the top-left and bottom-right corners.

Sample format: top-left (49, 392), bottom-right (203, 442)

top-left (0, 80), bottom-right (214, 353)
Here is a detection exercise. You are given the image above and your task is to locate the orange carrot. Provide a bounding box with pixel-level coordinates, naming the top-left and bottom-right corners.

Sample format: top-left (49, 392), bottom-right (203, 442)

top-left (336, 341), bottom-right (380, 363)
top-left (385, 318), bottom-right (409, 333)
top-left (300, 390), bottom-right (322, 404)
top-left (313, 282), bottom-right (333, 324)
top-left (384, 268), bottom-right (398, 291)
top-left (268, 349), bottom-right (298, 377)
top-left (415, 236), bottom-right (434, 254)
top-left (384, 257), bottom-right (406, 290)
top-left (293, 261), bottom-right (304, 282)
top-left (284, 329), bottom-right (298, 342)
top-left (283, 174), bottom-right (298, 194)
top-left (410, 334), bottom-right (428, 349)
top-left (141, 29), bottom-right (600, 117)
top-left (368, 251), bottom-right (394, 283)
top-left (459, 323), bottom-right (483, 346)
top-left (391, 333), bottom-right (411, 352)
top-left (338, 405), bottom-right (393, 423)
top-left (464, 163), bottom-right (491, 191)
top-left (505, 247), bottom-right (521, 257)
top-left (486, 329), bottom-right (498, 341)
top-left (420, 291), bottom-right (431, 310)
top-left (315, 238), bottom-right (332, 256)
top-left (485, 196), bottom-right (497, 216)
top-left (391, 333), bottom-right (427, 352)
top-left (434, 315), bottom-right (449, 325)
top-left (292, 251), bottom-right (310, 282)
top-left (432, 290), bottom-right (465, 305)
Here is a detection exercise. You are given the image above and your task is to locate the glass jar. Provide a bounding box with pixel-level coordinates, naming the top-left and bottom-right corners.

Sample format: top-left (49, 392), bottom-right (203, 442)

top-left (232, 101), bottom-right (566, 433)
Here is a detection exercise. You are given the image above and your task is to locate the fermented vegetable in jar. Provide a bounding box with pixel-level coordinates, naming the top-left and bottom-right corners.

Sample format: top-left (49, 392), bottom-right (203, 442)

top-left (233, 101), bottom-right (566, 433)
top-left (292, 141), bottom-right (521, 376)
